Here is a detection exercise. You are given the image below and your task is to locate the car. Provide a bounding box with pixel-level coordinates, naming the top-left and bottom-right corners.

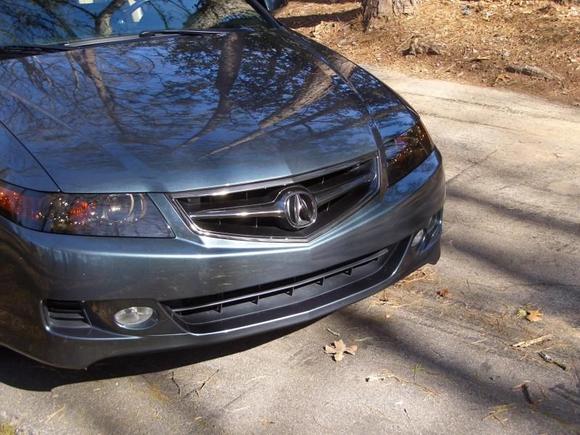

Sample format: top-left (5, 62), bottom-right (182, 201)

top-left (0, 0), bottom-right (444, 369)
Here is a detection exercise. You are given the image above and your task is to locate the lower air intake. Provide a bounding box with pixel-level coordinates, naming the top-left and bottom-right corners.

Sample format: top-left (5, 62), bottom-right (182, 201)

top-left (163, 241), bottom-right (405, 334)
top-left (45, 300), bottom-right (90, 329)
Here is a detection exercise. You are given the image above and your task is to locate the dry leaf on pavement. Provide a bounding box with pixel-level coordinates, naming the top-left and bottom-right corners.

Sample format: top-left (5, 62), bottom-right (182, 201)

top-left (324, 339), bottom-right (358, 362)
top-left (516, 308), bottom-right (527, 318)
top-left (516, 307), bottom-right (543, 322)
top-left (526, 309), bottom-right (543, 322)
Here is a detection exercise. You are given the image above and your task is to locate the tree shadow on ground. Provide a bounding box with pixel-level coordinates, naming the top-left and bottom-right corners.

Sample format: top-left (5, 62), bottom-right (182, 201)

top-left (447, 186), bottom-right (580, 239)
top-left (332, 308), bottom-right (580, 429)
top-left (444, 187), bottom-right (580, 323)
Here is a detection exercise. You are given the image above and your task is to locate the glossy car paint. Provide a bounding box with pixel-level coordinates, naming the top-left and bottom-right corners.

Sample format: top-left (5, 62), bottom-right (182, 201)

top-left (0, 31), bottom-right (415, 193)
top-left (0, 11), bottom-right (444, 368)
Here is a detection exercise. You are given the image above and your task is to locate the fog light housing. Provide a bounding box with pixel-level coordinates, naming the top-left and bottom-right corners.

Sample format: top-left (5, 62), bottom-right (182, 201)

top-left (114, 306), bottom-right (157, 330)
top-left (411, 229), bottom-right (425, 248)
top-left (427, 214), bottom-right (440, 234)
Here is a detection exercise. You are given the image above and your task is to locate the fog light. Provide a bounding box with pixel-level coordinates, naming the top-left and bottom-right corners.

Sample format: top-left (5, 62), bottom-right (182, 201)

top-left (411, 229), bottom-right (425, 248)
top-left (114, 306), bottom-right (156, 329)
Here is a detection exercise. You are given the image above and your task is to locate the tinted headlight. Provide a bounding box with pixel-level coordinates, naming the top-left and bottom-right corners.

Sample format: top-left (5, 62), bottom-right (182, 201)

top-left (0, 182), bottom-right (173, 238)
top-left (383, 123), bottom-right (434, 185)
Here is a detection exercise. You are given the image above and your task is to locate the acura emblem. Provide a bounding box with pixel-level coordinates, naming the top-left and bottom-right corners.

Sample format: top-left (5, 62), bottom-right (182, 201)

top-left (281, 188), bottom-right (318, 229)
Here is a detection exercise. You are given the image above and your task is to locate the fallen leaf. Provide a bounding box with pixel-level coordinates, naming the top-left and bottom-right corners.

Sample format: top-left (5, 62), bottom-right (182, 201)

top-left (324, 339), bottom-right (358, 362)
top-left (376, 292), bottom-right (389, 305)
top-left (436, 288), bottom-right (450, 298)
top-left (526, 309), bottom-right (543, 322)
top-left (516, 308), bottom-right (527, 318)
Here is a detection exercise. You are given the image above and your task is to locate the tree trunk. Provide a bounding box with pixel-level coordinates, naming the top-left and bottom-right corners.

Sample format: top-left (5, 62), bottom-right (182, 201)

top-left (362, 0), bottom-right (421, 30)
top-left (96, 0), bottom-right (125, 36)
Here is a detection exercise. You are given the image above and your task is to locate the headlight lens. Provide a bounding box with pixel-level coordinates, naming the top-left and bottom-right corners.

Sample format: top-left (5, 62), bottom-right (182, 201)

top-left (0, 183), bottom-right (173, 238)
top-left (383, 123), bottom-right (434, 185)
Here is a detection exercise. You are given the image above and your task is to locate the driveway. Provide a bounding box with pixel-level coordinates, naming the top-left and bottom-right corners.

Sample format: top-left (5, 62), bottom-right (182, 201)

top-left (1, 70), bottom-right (579, 434)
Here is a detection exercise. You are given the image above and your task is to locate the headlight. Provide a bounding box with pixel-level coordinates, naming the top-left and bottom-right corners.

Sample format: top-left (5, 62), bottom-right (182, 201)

top-left (383, 122), bottom-right (434, 185)
top-left (0, 182), bottom-right (173, 238)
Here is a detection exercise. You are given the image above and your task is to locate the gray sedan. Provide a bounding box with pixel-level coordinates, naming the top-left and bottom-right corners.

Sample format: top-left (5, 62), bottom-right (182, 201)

top-left (0, 0), bottom-right (444, 368)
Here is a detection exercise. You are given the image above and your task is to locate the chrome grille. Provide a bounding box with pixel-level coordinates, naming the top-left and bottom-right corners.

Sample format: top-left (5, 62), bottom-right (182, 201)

top-left (172, 154), bottom-right (380, 240)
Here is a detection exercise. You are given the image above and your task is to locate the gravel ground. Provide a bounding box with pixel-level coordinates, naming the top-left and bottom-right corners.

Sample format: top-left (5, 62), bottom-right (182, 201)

top-left (0, 69), bottom-right (579, 434)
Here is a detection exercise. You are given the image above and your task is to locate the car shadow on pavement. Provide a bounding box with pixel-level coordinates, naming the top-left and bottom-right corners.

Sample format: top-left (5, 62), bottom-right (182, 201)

top-left (0, 321), bottom-right (317, 392)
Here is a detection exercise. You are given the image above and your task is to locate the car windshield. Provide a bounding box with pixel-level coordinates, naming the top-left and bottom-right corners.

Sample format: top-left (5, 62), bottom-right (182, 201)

top-left (0, 0), bottom-right (268, 47)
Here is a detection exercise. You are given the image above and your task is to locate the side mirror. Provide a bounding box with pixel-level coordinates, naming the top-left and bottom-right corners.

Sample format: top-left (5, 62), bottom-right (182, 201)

top-left (260, 0), bottom-right (288, 12)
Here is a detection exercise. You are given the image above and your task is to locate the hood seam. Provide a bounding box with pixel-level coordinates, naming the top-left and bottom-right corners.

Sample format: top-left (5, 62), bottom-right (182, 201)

top-left (0, 119), bottom-right (61, 192)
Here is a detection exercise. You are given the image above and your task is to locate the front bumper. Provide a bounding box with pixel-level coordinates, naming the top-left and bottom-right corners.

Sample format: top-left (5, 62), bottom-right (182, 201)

top-left (0, 151), bottom-right (444, 369)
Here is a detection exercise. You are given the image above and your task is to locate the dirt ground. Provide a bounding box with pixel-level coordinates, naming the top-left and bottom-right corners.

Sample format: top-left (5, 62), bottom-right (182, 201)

top-left (277, 0), bottom-right (580, 105)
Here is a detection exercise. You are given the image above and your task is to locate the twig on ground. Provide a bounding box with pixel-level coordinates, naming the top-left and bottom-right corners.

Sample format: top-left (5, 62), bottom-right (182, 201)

top-left (513, 383), bottom-right (535, 405)
top-left (355, 336), bottom-right (374, 342)
top-left (483, 404), bottom-right (514, 425)
top-left (185, 369), bottom-right (220, 398)
top-left (512, 335), bottom-right (553, 348)
top-left (197, 369), bottom-right (220, 396)
top-left (538, 352), bottom-right (567, 370)
top-left (365, 370), bottom-right (438, 396)
top-left (170, 371), bottom-right (182, 396)
top-left (506, 64), bottom-right (562, 81)
top-left (44, 406), bottom-right (65, 423)
top-left (326, 327), bottom-right (341, 337)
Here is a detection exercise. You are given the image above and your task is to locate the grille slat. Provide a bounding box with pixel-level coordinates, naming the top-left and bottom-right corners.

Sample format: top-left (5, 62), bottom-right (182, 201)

top-left (163, 242), bottom-right (405, 334)
top-left (172, 155), bottom-right (380, 241)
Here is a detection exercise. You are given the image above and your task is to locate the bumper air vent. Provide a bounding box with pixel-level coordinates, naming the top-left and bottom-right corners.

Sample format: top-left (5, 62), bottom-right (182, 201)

top-left (45, 300), bottom-right (90, 329)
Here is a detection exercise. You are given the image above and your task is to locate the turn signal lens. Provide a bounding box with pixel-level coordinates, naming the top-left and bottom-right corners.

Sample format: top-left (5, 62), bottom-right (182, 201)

top-left (0, 183), bottom-right (47, 229)
top-left (0, 181), bottom-right (173, 238)
top-left (0, 183), bottom-right (21, 220)
top-left (383, 123), bottom-right (434, 185)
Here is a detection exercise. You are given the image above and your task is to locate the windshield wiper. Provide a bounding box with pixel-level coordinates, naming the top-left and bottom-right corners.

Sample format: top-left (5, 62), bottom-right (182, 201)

top-left (138, 28), bottom-right (252, 38)
top-left (60, 30), bottom-right (250, 49)
top-left (63, 34), bottom-right (144, 48)
top-left (0, 44), bottom-right (70, 55)
top-left (0, 29), bottom-right (255, 54)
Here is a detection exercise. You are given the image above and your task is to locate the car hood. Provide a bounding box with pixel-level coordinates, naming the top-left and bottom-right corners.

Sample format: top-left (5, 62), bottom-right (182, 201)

top-left (0, 31), bottom-right (385, 193)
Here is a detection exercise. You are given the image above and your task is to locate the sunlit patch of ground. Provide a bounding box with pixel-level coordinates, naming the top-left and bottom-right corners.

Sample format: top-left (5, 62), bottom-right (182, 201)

top-left (278, 0), bottom-right (580, 105)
